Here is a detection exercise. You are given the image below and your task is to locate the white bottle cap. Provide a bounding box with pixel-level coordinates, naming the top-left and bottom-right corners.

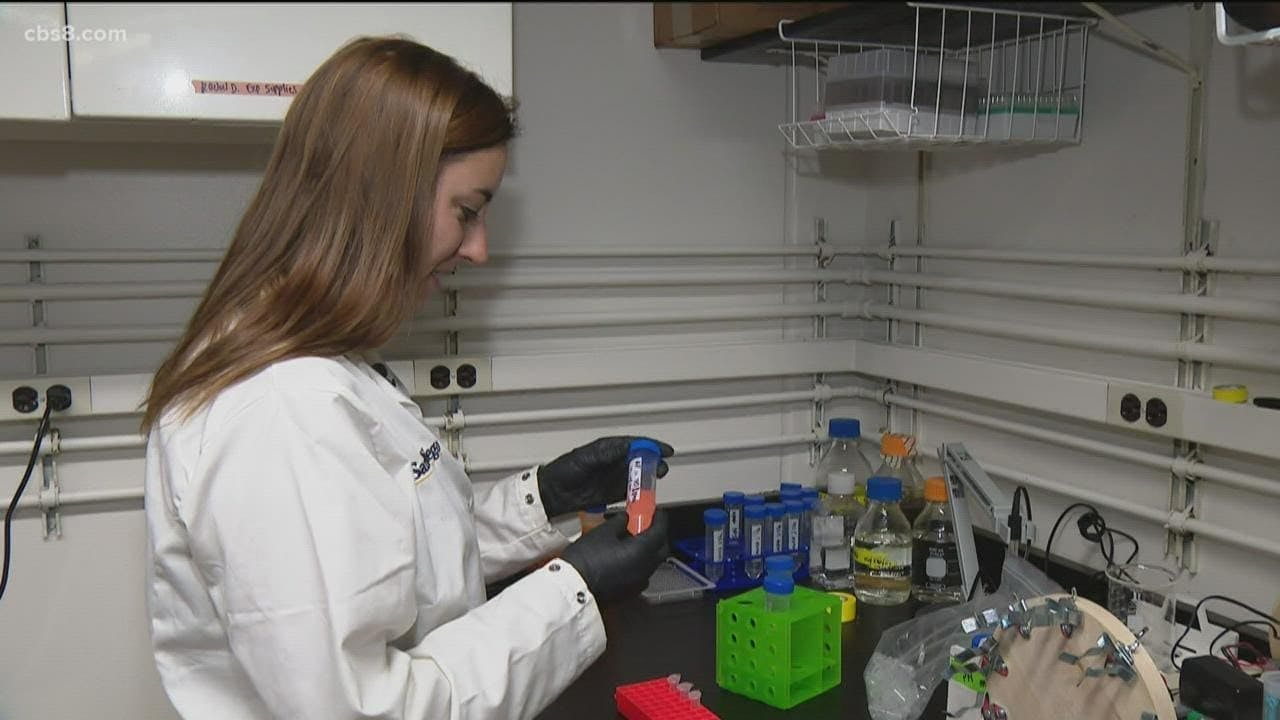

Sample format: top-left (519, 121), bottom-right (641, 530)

top-left (827, 471), bottom-right (855, 496)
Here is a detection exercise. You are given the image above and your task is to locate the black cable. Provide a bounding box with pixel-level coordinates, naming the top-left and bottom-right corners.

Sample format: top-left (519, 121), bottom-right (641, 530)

top-left (1169, 595), bottom-right (1280, 671)
top-left (1042, 502), bottom-right (1140, 582)
top-left (0, 404), bottom-right (54, 603)
top-left (1043, 502), bottom-right (1099, 574)
top-left (1210, 619), bottom-right (1280, 665)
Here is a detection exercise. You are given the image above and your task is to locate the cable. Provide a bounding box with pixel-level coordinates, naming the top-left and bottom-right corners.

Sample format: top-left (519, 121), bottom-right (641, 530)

top-left (1210, 619), bottom-right (1279, 666)
top-left (0, 403), bottom-right (54, 603)
top-left (1041, 501), bottom-right (1139, 581)
top-left (1170, 595), bottom-right (1280, 671)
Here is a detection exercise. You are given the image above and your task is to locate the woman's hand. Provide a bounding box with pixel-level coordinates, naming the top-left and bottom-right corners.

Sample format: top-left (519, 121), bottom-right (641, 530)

top-left (559, 510), bottom-right (670, 606)
top-left (536, 436), bottom-right (674, 518)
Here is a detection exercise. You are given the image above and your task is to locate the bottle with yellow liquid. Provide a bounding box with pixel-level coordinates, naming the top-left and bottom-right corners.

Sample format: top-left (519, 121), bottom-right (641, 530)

top-left (853, 476), bottom-right (913, 607)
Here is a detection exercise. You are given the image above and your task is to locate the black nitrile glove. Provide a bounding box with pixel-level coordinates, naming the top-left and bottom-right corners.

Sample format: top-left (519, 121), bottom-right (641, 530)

top-left (560, 510), bottom-right (670, 606)
top-left (537, 436), bottom-right (675, 519)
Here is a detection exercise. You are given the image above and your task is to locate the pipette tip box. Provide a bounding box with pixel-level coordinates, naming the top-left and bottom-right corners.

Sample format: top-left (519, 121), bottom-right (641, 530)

top-left (615, 678), bottom-right (721, 720)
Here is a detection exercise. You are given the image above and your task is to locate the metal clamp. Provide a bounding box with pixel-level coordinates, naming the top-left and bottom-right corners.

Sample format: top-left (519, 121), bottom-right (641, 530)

top-left (443, 408), bottom-right (466, 432)
top-left (40, 428), bottom-right (61, 539)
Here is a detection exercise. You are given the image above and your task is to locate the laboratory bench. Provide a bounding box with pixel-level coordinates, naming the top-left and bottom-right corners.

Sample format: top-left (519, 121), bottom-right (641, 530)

top-left (538, 588), bottom-right (950, 720)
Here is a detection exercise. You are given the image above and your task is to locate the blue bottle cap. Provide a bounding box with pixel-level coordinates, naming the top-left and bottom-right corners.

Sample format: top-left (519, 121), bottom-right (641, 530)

top-left (780, 489), bottom-right (802, 503)
top-left (744, 504), bottom-right (767, 520)
top-left (763, 575), bottom-right (795, 595)
top-left (722, 491), bottom-right (746, 504)
top-left (764, 555), bottom-right (794, 575)
top-left (704, 508), bottom-right (727, 526)
top-left (765, 502), bottom-right (786, 518)
top-left (585, 504), bottom-right (607, 514)
top-left (829, 418), bottom-right (862, 439)
top-left (780, 482), bottom-right (802, 492)
top-left (867, 476), bottom-right (903, 503)
top-left (628, 439), bottom-right (662, 456)
top-left (783, 500), bottom-right (805, 513)
top-left (744, 495), bottom-right (766, 507)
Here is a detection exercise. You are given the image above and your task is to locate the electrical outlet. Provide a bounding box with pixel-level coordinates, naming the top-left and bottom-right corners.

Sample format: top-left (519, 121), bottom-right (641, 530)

top-left (413, 357), bottom-right (492, 396)
top-left (1106, 382), bottom-right (1184, 437)
top-left (0, 376), bottom-right (92, 422)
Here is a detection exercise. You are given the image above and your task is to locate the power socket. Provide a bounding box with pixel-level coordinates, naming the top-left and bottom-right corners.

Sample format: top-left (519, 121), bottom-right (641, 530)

top-left (412, 357), bottom-right (492, 396)
top-left (0, 376), bottom-right (92, 421)
top-left (1106, 382), bottom-right (1185, 437)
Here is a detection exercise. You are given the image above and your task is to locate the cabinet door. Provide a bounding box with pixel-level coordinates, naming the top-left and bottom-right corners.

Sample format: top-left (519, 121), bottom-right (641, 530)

top-left (66, 3), bottom-right (512, 122)
top-left (0, 3), bottom-right (71, 120)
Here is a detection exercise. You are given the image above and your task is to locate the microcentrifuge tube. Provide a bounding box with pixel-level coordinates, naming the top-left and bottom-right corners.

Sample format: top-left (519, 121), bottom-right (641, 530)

top-left (677, 682), bottom-right (693, 697)
top-left (688, 689), bottom-right (702, 707)
top-left (667, 673), bottom-right (681, 688)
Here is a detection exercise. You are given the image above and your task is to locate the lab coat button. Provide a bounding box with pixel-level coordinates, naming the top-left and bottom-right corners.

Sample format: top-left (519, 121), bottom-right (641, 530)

top-left (525, 493), bottom-right (535, 505)
top-left (576, 591), bottom-right (587, 604)
top-left (549, 563), bottom-right (561, 572)
top-left (522, 472), bottom-right (530, 481)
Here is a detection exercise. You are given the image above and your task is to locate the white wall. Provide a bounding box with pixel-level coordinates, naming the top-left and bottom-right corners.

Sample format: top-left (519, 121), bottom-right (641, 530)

top-left (825, 4), bottom-right (1280, 617)
top-left (0, 5), bottom-right (799, 718)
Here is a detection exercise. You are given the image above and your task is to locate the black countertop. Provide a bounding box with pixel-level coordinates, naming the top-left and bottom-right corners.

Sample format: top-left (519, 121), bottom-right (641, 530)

top-left (538, 590), bottom-right (948, 719)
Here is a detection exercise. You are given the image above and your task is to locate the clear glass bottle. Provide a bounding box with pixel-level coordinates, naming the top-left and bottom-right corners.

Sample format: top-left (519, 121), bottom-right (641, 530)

top-left (912, 476), bottom-right (964, 604)
top-left (703, 508), bottom-right (727, 584)
top-left (815, 418), bottom-right (875, 502)
top-left (874, 433), bottom-right (926, 523)
top-left (854, 476), bottom-right (913, 607)
top-left (743, 504), bottom-right (767, 580)
top-left (811, 471), bottom-right (864, 590)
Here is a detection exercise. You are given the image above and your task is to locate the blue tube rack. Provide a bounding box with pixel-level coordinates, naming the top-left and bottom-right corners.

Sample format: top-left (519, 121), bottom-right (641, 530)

top-left (673, 537), bottom-right (810, 593)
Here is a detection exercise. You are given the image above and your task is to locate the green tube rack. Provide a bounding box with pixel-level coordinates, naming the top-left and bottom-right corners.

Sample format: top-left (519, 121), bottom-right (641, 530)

top-left (715, 586), bottom-right (842, 710)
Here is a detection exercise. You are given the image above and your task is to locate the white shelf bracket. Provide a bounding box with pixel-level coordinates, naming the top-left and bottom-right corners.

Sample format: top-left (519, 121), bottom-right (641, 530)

top-left (1082, 2), bottom-right (1199, 79)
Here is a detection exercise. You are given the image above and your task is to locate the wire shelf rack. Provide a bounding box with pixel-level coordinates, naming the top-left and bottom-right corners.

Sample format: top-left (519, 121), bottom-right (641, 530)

top-left (778, 3), bottom-right (1097, 151)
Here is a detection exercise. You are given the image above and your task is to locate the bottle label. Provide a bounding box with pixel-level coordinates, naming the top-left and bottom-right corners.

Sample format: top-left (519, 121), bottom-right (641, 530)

top-left (728, 507), bottom-right (741, 541)
top-left (913, 538), bottom-right (961, 592)
top-left (711, 529), bottom-right (724, 562)
top-left (749, 525), bottom-right (763, 556)
top-left (771, 520), bottom-right (784, 553)
top-left (787, 517), bottom-right (800, 551)
top-left (854, 542), bottom-right (911, 579)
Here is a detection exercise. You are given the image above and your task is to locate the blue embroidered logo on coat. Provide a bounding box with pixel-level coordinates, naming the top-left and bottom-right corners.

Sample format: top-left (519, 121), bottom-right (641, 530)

top-left (412, 442), bottom-right (442, 482)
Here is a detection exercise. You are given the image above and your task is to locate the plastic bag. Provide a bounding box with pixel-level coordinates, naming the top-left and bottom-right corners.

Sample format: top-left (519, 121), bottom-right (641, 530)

top-left (864, 556), bottom-right (1062, 720)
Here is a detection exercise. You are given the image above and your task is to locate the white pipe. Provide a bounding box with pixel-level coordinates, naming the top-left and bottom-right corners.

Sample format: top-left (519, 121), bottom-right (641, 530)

top-left (854, 388), bottom-right (1280, 499)
top-left (440, 269), bottom-right (852, 290)
top-left (0, 326), bottom-right (183, 346)
top-left (12, 487), bottom-right (144, 512)
top-left (885, 247), bottom-right (1280, 275)
top-left (0, 434), bottom-right (145, 458)
top-left (861, 303), bottom-right (1280, 373)
top-left (410, 303), bottom-right (843, 334)
top-left (433, 387), bottom-right (856, 430)
top-left (0, 281), bottom-right (208, 303)
top-left (464, 433), bottom-right (820, 474)
top-left (485, 246), bottom-right (846, 259)
top-left (861, 269), bottom-right (1280, 325)
top-left (0, 249), bottom-right (225, 264)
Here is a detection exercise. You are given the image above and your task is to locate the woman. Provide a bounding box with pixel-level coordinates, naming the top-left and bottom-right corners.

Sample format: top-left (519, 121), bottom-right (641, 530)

top-left (141, 37), bottom-right (672, 720)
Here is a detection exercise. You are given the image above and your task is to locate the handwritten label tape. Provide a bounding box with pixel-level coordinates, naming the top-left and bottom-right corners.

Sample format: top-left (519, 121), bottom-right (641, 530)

top-left (191, 80), bottom-right (300, 97)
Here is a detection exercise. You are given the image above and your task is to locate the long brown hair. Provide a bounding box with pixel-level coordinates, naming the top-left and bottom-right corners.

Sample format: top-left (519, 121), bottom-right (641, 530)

top-left (141, 37), bottom-right (514, 432)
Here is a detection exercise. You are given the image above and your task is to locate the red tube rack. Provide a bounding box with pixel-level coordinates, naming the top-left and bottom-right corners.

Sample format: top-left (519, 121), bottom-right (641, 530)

top-left (615, 677), bottom-right (721, 720)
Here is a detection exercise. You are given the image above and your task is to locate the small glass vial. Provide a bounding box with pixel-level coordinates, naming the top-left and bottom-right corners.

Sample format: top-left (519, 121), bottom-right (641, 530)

top-left (722, 491), bottom-right (745, 560)
top-left (764, 574), bottom-right (794, 613)
top-left (783, 499), bottom-right (805, 571)
top-left (765, 502), bottom-right (786, 557)
top-left (743, 504), bottom-right (768, 579)
top-left (703, 508), bottom-right (727, 584)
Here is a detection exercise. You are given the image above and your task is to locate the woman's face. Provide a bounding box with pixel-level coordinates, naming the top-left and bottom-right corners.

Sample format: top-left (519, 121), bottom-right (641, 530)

top-left (422, 144), bottom-right (508, 298)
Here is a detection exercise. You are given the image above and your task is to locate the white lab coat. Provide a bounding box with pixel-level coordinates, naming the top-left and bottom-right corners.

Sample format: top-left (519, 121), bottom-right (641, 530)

top-left (143, 354), bottom-right (606, 720)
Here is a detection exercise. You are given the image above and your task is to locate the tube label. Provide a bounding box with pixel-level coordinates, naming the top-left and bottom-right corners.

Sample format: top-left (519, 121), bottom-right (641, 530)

top-left (750, 525), bottom-right (763, 556)
top-left (728, 507), bottom-right (741, 541)
top-left (771, 520), bottom-right (784, 553)
top-left (712, 529), bottom-right (724, 562)
top-left (787, 517), bottom-right (800, 550)
top-left (626, 457), bottom-right (643, 503)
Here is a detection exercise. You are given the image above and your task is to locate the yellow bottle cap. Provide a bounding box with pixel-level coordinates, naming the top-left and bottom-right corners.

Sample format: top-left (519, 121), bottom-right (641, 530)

top-left (830, 591), bottom-right (857, 623)
top-left (1212, 384), bottom-right (1249, 403)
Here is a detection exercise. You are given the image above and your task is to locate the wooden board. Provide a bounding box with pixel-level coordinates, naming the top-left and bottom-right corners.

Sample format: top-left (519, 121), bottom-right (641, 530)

top-left (984, 594), bottom-right (1176, 720)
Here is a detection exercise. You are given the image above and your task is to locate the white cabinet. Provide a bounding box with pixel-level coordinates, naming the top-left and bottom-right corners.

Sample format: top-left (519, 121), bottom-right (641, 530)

top-left (0, 3), bottom-right (71, 120)
top-left (65, 3), bottom-right (512, 122)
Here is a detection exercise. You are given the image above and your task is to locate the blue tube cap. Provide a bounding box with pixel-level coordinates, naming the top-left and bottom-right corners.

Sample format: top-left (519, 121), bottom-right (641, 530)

top-left (722, 491), bottom-right (746, 504)
top-left (801, 487), bottom-right (820, 500)
top-left (783, 500), bottom-right (805, 513)
top-left (764, 555), bottom-right (794, 576)
top-left (744, 504), bottom-right (767, 520)
top-left (703, 508), bottom-right (727, 526)
top-left (867, 476), bottom-right (903, 503)
top-left (628, 439), bottom-right (662, 456)
top-left (744, 495), bottom-right (766, 507)
top-left (763, 575), bottom-right (795, 595)
top-left (765, 502), bottom-right (786, 518)
top-left (829, 418), bottom-right (862, 439)
top-left (803, 497), bottom-right (821, 512)
top-left (780, 489), bottom-right (802, 503)
top-left (780, 482), bottom-right (802, 492)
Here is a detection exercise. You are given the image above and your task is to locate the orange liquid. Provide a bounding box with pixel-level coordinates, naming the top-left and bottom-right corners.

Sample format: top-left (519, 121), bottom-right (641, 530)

top-left (627, 488), bottom-right (657, 535)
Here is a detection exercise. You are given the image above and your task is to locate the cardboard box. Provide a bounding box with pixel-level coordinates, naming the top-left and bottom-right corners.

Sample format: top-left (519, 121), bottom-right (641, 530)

top-left (654, 3), bottom-right (847, 49)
